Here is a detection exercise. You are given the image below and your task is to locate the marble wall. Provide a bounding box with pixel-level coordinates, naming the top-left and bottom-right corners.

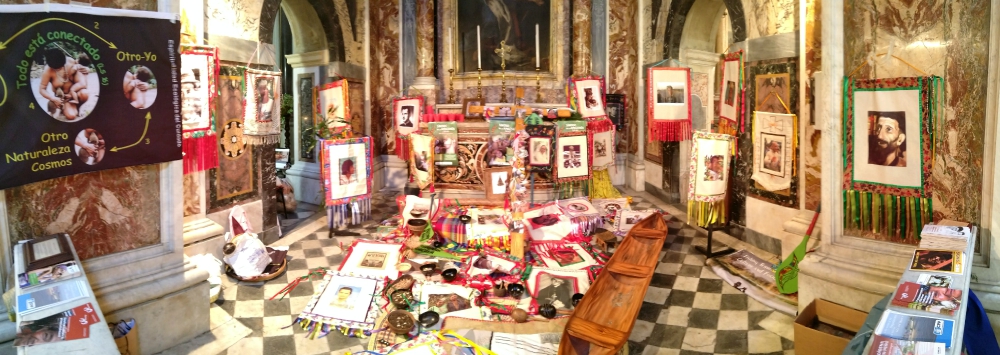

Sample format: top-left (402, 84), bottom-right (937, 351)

top-left (803, 0), bottom-right (821, 210)
top-left (743, 0), bottom-right (796, 39)
top-left (207, 0), bottom-right (266, 41)
top-left (609, 0), bottom-right (640, 155)
top-left (842, 0), bottom-right (990, 242)
top-left (370, 0), bottom-right (401, 156)
top-left (336, 0), bottom-right (366, 66)
top-left (5, 166), bottom-right (162, 260)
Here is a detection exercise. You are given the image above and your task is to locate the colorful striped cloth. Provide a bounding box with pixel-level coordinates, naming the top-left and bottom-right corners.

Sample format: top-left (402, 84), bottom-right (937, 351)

top-left (433, 212), bottom-right (468, 244)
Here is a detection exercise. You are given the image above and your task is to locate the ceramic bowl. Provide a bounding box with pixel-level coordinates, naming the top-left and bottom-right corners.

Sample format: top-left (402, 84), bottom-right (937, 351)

top-left (572, 293), bottom-right (584, 307)
top-left (538, 304), bottom-right (558, 319)
top-left (420, 263), bottom-right (437, 277)
top-left (390, 289), bottom-right (414, 309)
top-left (458, 215), bottom-right (472, 224)
top-left (441, 268), bottom-right (459, 282)
top-left (407, 219), bottom-right (428, 234)
top-left (387, 310), bottom-right (415, 334)
top-left (506, 283), bottom-right (525, 299)
top-left (418, 311), bottom-right (440, 328)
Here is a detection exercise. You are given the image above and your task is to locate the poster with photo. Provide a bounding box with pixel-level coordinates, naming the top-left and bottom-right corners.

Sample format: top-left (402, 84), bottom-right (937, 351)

top-left (554, 122), bottom-right (590, 182)
top-left (592, 130), bottom-right (614, 168)
top-left (849, 85), bottom-right (923, 190)
top-left (338, 240), bottom-right (404, 280)
top-left (308, 275), bottom-right (379, 323)
top-left (322, 137), bottom-right (372, 206)
top-left (718, 51), bottom-right (743, 125)
top-left (688, 131), bottom-right (733, 202)
top-left (243, 69), bottom-right (282, 143)
top-left (487, 121), bottom-right (516, 166)
top-left (646, 67), bottom-right (692, 142)
top-left (317, 80), bottom-right (349, 123)
top-left (393, 97), bottom-right (424, 136)
top-left (568, 76), bottom-right (607, 118)
top-left (0, 5), bottom-right (182, 190)
top-left (415, 282), bottom-right (488, 330)
top-left (525, 124), bottom-right (556, 172)
top-left (429, 122), bottom-right (458, 165)
top-left (751, 112), bottom-right (796, 191)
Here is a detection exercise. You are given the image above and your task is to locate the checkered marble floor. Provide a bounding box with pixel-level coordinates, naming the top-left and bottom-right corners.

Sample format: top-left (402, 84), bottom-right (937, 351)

top-left (215, 190), bottom-right (796, 355)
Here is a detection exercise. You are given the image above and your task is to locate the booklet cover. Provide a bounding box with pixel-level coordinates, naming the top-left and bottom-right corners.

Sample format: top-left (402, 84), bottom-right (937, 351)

top-left (14, 303), bottom-right (100, 347)
top-left (16, 279), bottom-right (89, 315)
top-left (892, 282), bottom-right (962, 316)
top-left (429, 122), bottom-right (458, 166)
top-left (909, 249), bottom-right (963, 274)
top-left (487, 121), bottom-right (516, 166)
top-left (868, 334), bottom-right (946, 355)
top-left (875, 310), bottom-right (955, 348)
top-left (18, 260), bottom-right (81, 290)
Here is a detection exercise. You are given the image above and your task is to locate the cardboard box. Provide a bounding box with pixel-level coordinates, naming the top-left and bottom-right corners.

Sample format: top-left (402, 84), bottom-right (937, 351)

top-left (794, 298), bottom-right (869, 355)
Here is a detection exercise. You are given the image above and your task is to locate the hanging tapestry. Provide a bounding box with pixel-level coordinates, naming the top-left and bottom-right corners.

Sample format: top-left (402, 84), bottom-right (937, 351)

top-left (526, 125), bottom-right (555, 172)
top-left (410, 133), bottom-right (435, 190)
top-left (567, 75), bottom-right (607, 119)
top-left (718, 50), bottom-right (744, 135)
top-left (242, 68), bottom-right (282, 144)
top-left (294, 272), bottom-right (386, 338)
top-left (321, 137), bottom-right (373, 228)
top-left (393, 96), bottom-right (425, 160)
top-left (751, 112), bottom-right (797, 192)
top-left (180, 45), bottom-right (219, 174)
top-left (316, 79), bottom-right (349, 124)
top-left (843, 76), bottom-right (940, 240)
top-left (647, 67), bottom-right (692, 142)
top-left (592, 129), bottom-right (615, 169)
top-left (687, 131), bottom-right (734, 227)
top-left (553, 121), bottom-right (592, 186)
top-left (429, 122), bottom-right (458, 166)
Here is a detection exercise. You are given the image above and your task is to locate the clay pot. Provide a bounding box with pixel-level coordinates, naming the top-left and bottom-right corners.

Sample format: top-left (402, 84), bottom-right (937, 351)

top-left (390, 290), bottom-right (414, 309)
top-left (407, 219), bottom-right (428, 234)
top-left (538, 304), bottom-right (558, 319)
top-left (441, 268), bottom-right (459, 282)
top-left (572, 293), bottom-right (584, 307)
top-left (418, 311), bottom-right (440, 328)
top-left (506, 283), bottom-right (525, 299)
top-left (387, 310), bottom-right (415, 335)
top-left (493, 283), bottom-right (508, 297)
top-left (420, 263), bottom-right (437, 277)
top-left (458, 215), bottom-right (472, 224)
top-left (511, 309), bottom-right (528, 323)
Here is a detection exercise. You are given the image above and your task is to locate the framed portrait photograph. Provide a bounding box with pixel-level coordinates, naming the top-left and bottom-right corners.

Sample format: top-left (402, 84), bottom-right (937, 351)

top-left (483, 167), bottom-right (511, 200)
top-left (528, 136), bottom-right (552, 166)
top-left (462, 98), bottom-right (484, 121)
top-left (317, 79), bottom-right (349, 122)
top-left (321, 137), bottom-right (372, 206)
top-left (305, 273), bottom-right (383, 326)
top-left (605, 94), bottom-right (626, 131)
top-left (759, 132), bottom-right (786, 176)
top-left (646, 67), bottom-right (692, 141)
top-left (555, 134), bottom-right (590, 180)
top-left (847, 81), bottom-right (924, 191)
top-left (688, 131), bottom-right (733, 202)
top-left (180, 45), bottom-right (217, 131)
top-left (718, 51), bottom-right (743, 124)
top-left (243, 69), bottom-right (282, 141)
top-left (527, 268), bottom-right (590, 312)
top-left (338, 240), bottom-right (404, 280)
top-left (393, 96), bottom-right (425, 136)
top-left (592, 130), bottom-right (614, 168)
top-left (568, 76), bottom-right (607, 118)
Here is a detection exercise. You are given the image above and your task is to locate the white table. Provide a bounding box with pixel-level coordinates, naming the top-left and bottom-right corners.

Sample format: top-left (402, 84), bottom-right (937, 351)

top-left (14, 240), bottom-right (118, 354)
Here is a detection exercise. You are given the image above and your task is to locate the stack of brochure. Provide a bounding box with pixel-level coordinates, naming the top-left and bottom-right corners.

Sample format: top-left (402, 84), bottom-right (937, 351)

top-left (919, 224), bottom-right (972, 251)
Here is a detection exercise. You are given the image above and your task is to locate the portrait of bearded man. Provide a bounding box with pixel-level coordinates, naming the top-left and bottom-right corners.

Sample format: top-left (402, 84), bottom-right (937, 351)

top-left (867, 111), bottom-right (907, 167)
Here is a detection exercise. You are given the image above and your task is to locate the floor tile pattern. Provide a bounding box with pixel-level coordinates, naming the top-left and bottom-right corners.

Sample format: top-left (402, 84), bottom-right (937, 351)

top-left (217, 191), bottom-right (795, 355)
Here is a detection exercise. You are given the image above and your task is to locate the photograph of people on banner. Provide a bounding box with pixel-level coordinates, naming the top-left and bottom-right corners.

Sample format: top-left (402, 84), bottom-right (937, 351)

top-left (647, 67), bottom-right (692, 142)
top-left (751, 112), bottom-right (797, 192)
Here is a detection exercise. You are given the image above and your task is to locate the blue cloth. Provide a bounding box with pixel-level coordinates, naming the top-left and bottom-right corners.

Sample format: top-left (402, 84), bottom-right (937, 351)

top-left (964, 290), bottom-right (1000, 355)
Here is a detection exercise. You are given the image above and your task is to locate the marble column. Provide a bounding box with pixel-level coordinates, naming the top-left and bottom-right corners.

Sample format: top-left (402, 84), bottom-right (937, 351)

top-left (411, 0), bottom-right (438, 104)
top-left (572, 0), bottom-right (593, 76)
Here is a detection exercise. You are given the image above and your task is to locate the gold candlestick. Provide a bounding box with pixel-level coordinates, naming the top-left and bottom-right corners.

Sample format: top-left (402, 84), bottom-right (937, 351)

top-left (535, 67), bottom-right (542, 102)
top-left (477, 67), bottom-right (483, 99)
top-left (448, 69), bottom-right (456, 104)
top-left (495, 41), bottom-right (512, 103)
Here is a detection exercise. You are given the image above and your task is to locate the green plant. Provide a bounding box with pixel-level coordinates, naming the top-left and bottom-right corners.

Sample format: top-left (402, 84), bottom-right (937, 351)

top-left (300, 104), bottom-right (348, 156)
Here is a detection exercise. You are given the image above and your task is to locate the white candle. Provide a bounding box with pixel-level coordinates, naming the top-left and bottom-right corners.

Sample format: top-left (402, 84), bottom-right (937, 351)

top-left (477, 26), bottom-right (482, 68)
top-left (535, 24), bottom-right (540, 68)
top-left (447, 28), bottom-right (453, 68)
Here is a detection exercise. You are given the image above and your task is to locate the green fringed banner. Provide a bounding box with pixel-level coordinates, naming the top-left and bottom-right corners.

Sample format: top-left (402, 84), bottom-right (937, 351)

top-left (843, 76), bottom-right (940, 240)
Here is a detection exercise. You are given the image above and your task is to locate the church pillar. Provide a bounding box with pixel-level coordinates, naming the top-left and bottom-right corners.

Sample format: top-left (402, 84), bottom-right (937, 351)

top-left (411, 0), bottom-right (438, 103)
top-left (572, 0), bottom-right (593, 76)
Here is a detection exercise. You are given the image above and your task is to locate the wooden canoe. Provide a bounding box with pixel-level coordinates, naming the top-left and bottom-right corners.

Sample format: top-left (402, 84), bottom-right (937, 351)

top-left (559, 212), bottom-right (669, 355)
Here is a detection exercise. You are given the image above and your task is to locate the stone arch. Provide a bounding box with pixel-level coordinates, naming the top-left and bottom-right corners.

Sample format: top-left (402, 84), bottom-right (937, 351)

top-left (662, 0), bottom-right (746, 60)
top-left (256, 0), bottom-right (344, 55)
top-left (678, 0), bottom-right (727, 53)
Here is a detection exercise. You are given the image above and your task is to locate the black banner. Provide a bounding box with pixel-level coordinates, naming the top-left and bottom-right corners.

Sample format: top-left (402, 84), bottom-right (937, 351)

top-left (0, 6), bottom-right (181, 190)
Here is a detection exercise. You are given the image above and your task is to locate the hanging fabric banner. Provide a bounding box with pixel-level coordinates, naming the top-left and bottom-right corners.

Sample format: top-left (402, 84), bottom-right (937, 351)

top-left (0, 5), bottom-right (182, 190)
top-left (718, 50), bottom-right (744, 135)
top-left (315, 79), bottom-right (349, 124)
top-left (409, 133), bottom-right (435, 190)
top-left (320, 137), bottom-right (373, 228)
top-left (393, 95), bottom-right (425, 160)
top-left (751, 112), bottom-right (797, 192)
top-left (181, 44), bottom-right (219, 174)
top-left (647, 67), bottom-right (693, 142)
top-left (687, 131), bottom-right (734, 227)
top-left (553, 121), bottom-right (592, 191)
top-left (525, 124), bottom-right (555, 173)
top-left (567, 75), bottom-right (608, 120)
top-left (843, 76), bottom-right (939, 240)
top-left (243, 68), bottom-right (282, 144)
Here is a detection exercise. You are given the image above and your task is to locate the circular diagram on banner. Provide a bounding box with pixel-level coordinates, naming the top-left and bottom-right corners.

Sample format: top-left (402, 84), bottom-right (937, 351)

top-left (30, 42), bottom-right (102, 122)
top-left (123, 65), bottom-right (158, 109)
top-left (74, 128), bottom-right (106, 165)
top-left (219, 120), bottom-right (247, 159)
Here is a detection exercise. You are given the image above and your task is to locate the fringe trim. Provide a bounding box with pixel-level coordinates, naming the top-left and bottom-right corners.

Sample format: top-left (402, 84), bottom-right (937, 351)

top-left (292, 318), bottom-right (371, 340)
top-left (244, 134), bottom-right (280, 145)
top-left (649, 120), bottom-right (692, 142)
top-left (328, 198), bottom-right (372, 229)
top-left (687, 199), bottom-right (728, 227)
top-left (587, 118), bottom-right (614, 133)
top-left (717, 119), bottom-right (738, 136)
top-left (395, 135), bottom-right (411, 161)
top-left (182, 131), bottom-right (219, 174)
top-left (843, 190), bottom-right (933, 241)
top-left (588, 170), bottom-right (622, 199)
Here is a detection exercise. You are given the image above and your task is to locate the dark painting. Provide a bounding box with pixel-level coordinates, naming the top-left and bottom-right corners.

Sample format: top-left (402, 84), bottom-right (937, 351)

top-left (458, 0), bottom-right (551, 72)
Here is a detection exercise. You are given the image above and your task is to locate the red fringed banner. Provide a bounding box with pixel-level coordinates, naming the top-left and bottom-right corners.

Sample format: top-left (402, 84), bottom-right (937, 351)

top-left (649, 119), bottom-right (693, 142)
top-left (646, 66), bottom-right (693, 142)
top-left (395, 135), bottom-right (411, 161)
top-left (182, 130), bottom-right (219, 174)
top-left (587, 117), bottom-right (614, 133)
